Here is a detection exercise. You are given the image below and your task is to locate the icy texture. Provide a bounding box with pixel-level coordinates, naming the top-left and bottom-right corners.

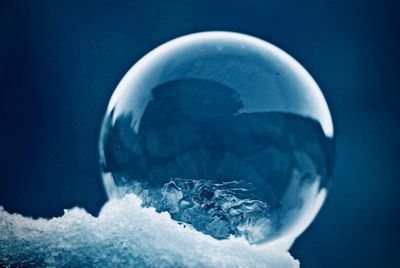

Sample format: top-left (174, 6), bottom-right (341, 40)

top-left (132, 178), bottom-right (272, 244)
top-left (0, 194), bottom-right (299, 267)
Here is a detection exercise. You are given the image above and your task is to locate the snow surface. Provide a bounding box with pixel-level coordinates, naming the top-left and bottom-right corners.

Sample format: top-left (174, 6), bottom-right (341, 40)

top-left (0, 194), bottom-right (299, 267)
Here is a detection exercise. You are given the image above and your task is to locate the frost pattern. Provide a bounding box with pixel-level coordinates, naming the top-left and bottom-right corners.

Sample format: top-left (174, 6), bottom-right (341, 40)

top-left (135, 178), bottom-right (273, 244)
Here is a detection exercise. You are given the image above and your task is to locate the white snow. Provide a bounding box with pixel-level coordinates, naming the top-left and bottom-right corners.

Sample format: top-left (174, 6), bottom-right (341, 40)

top-left (0, 194), bottom-right (299, 267)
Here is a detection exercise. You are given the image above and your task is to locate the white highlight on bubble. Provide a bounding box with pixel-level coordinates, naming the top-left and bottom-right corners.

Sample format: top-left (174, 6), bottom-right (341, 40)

top-left (107, 31), bottom-right (333, 137)
top-left (0, 194), bottom-right (299, 267)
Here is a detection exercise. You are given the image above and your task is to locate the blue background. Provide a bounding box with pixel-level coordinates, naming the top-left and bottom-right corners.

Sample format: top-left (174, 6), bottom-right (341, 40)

top-left (1, 0), bottom-right (399, 267)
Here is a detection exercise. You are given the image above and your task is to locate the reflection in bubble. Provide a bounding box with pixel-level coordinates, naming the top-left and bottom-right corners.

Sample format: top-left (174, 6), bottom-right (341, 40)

top-left (99, 32), bottom-right (334, 248)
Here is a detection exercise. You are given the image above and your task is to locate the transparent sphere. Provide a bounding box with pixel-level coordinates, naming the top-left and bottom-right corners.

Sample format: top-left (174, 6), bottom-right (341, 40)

top-left (99, 32), bottom-right (334, 247)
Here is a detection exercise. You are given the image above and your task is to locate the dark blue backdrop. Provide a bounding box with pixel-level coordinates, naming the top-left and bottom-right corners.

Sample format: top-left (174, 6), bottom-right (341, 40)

top-left (1, 0), bottom-right (399, 267)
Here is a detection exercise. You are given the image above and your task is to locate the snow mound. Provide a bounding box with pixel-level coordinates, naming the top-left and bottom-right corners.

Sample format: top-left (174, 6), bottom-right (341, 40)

top-left (0, 194), bottom-right (299, 267)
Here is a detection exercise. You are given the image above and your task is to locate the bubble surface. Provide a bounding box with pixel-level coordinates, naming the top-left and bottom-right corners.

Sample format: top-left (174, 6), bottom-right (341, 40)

top-left (99, 32), bottom-right (334, 247)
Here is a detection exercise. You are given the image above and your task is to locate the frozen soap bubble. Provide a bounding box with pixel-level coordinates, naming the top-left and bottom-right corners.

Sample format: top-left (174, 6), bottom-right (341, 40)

top-left (99, 31), bottom-right (334, 249)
